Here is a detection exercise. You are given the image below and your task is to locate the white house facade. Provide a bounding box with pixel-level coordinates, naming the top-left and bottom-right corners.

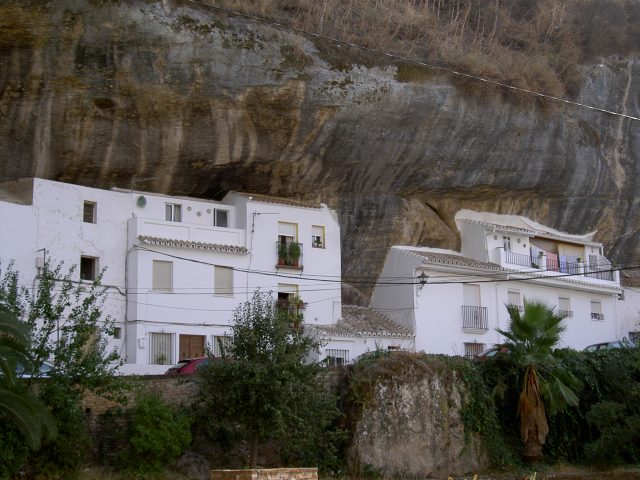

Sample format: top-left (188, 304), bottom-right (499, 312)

top-left (371, 210), bottom-right (623, 357)
top-left (0, 178), bottom-right (343, 374)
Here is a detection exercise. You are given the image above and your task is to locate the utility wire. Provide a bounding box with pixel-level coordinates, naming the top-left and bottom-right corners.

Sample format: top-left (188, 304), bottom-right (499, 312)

top-left (186, 0), bottom-right (640, 122)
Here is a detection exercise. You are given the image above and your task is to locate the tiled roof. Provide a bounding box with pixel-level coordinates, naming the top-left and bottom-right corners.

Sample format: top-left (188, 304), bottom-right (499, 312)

top-left (231, 191), bottom-right (322, 209)
top-left (314, 305), bottom-right (414, 338)
top-left (138, 236), bottom-right (249, 254)
top-left (394, 247), bottom-right (621, 291)
top-left (455, 210), bottom-right (601, 247)
top-left (406, 250), bottom-right (503, 271)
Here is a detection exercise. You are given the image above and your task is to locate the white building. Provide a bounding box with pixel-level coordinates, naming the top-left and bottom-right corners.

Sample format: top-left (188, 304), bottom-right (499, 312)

top-left (371, 210), bottom-right (624, 357)
top-left (617, 272), bottom-right (640, 345)
top-left (0, 178), bottom-right (344, 374)
top-left (312, 305), bottom-right (415, 365)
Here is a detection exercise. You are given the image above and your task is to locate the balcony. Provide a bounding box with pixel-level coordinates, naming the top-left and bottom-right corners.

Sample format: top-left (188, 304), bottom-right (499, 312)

top-left (276, 241), bottom-right (303, 270)
top-left (558, 310), bottom-right (574, 318)
top-left (495, 248), bottom-right (619, 286)
top-left (461, 305), bottom-right (488, 332)
top-left (591, 312), bottom-right (605, 321)
top-left (505, 251), bottom-right (535, 268)
top-left (131, 217), bottom-right (245, 249)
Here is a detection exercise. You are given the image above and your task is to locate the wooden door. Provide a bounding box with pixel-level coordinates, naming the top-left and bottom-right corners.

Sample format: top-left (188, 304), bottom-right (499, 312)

top-left (179, 335), bottom-right (205, 360)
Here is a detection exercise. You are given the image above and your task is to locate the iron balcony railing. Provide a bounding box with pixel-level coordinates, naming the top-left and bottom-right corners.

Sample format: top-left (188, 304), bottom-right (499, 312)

top-left (558, 309), bottom-right (574, 318)
top-left (505, 251), bottom-right (535, 268)
top-left (584, 267), bottom-right (614, 281)
top-left (591, 312), bottom-right (605, 320)
top-left (275, 241), bottom-right (303, 269)
top-left (461, 305), bottom-right (488, 331)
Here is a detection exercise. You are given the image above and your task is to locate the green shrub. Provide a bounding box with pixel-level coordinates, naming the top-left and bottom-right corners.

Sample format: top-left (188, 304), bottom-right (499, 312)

top-left (119, 393), bottom-right (192, 473)
top-left (0, 422), bottom-right (30, 479)
top-left (481, 347), bottom-right (640, 466)
top-left (27, 383), bottom-right (91, 477)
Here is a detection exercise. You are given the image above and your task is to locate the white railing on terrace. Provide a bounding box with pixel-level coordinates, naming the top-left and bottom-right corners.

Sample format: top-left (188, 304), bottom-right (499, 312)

top-left (497, 249), bottom-right (617, 284)
top-left (133, 217), bottom-right (245, 248)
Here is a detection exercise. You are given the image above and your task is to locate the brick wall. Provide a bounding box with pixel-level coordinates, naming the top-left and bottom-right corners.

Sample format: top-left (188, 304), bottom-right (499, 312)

top-left (81, 374), bottom-right (199, 461)
top-left (82, 375), bottom-right (199, 416)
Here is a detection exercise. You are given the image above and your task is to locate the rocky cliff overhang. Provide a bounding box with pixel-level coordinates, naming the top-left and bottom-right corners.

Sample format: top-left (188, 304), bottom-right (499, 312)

top-left (1, 0), bottom-right (639, 302)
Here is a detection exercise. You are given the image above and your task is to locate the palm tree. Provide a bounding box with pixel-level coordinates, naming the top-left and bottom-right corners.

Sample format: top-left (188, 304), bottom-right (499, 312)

top-left (496, 300), bottom-right (580, 462)
top-left (0, 305), bottom-right (56, 449)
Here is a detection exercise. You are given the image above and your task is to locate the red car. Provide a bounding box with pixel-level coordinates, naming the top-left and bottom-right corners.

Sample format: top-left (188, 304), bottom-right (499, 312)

top-left (165, 357), bottom-right (209, 375)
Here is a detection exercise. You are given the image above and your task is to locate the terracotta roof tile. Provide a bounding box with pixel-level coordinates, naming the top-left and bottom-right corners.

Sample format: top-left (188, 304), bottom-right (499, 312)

top-left (314, 305), bottom-right (414, 338)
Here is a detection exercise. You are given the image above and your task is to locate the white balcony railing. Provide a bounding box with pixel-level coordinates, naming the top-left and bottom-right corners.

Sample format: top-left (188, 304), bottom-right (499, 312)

top-left (132, 217), bottom-right (245, 248)
top-left (494, 248), bottom-right (619, 285)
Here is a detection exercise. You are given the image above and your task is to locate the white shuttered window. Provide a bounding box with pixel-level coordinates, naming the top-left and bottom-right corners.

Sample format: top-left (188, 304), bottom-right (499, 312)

top-left (152, 260), bottom-right (173, 292)
top-left (214, 266), bottom-right (233, 296)
top-left (150, 333), bottom-right (173, 365)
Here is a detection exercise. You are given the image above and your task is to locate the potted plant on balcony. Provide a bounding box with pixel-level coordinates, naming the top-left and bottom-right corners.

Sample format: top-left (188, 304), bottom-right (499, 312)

top-left (277, 241), bottom-right (288, 266)
top-left (288, 242), bottom-right (301, 267)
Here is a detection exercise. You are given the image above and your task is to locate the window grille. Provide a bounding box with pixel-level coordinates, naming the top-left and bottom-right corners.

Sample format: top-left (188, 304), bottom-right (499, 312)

top-left (464, 342), bottom-right (485, 359)
top-left (325, 349), bottom-right (350, 366)
top-left (211, 335), bottom-right (233, 357)
top-left (590, 301), bottom-right (604, 320)
top-left (150, 332), bottom-right (173, 365)
top-left (558, 297), bottom-right (573, 317)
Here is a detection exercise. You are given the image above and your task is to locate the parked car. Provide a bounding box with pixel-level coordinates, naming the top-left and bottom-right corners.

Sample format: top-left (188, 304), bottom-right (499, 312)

top-left (583, 339), bottom-right (636, 352)
top-left (475, 346), bottom-right (509, 360)
top-left (165, 357), bottom-right (210, 375)
top-left (15, 361), bottom-right (54, 378)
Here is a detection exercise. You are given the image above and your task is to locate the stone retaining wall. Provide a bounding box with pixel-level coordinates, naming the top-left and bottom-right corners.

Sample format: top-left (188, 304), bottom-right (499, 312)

top-left (210, 468), bottom-right (318, 480)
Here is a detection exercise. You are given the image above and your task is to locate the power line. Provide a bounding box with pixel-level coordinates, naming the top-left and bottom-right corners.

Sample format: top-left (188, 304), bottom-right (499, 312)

top-left (186, 0), bottom-right (640, 122)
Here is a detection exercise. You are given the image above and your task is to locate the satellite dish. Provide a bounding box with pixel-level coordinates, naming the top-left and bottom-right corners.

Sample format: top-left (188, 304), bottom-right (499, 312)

top-left (136, 195), bottom-right (147, 208)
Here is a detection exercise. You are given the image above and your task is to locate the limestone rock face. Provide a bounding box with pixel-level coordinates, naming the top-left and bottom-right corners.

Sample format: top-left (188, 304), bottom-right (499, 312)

top-left (2, 0), bottom-right (640, 301)
top-left (349, 364), bottom-right (487, 477)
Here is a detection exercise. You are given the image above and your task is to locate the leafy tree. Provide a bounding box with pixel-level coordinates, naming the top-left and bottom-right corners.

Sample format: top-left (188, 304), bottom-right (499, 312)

top-left (0, 260), bottom-right (125, 475)
top-left (197, 290), bottom-right (342, 470)
top-left (496, 300), bottom-right (580, 462)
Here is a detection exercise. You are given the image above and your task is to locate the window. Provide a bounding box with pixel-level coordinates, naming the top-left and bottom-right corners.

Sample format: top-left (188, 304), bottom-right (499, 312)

top-left (325, 349), bottom-right (350, 366)
top-left (214, 209), bottom-right (228, 228)
top-left (211, 335), bottom-right (233, 357)
top-left (83, 201), bottom-right (96, 223)
top-left (277, 283), bottom-right (298, 304)
top-left (312, 225), bottom-right (325, 248)
top-left (214, 266), bottom-right (233, 296)
top-left (463, 284), bottom-right (481, 307)
top-left (558, 297), bottom-right (573, 317)
top-left (152, 260), bottom-right (173, 292)
top-left (503, 236), bottom-right (511, 251)
top-left (464, 342), bottom-right (485, 359)
top-left (278, 221), bottom-right (297, 243)
top-left (80, 256), bottom-right (98, 281)
top-left (150, 332), bottom-right (173, 365)
top-left (165, 203), bottom-right (182, 222)
top-left (113, 327), bottom-right (122, 340)
top-left (591, 301), bottom-right (604, 320)
top-left (507, 290), bottom-right (522, 311)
